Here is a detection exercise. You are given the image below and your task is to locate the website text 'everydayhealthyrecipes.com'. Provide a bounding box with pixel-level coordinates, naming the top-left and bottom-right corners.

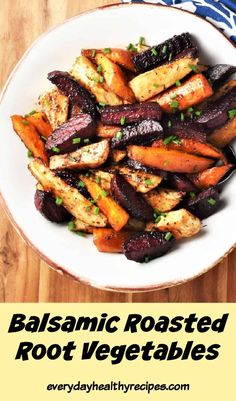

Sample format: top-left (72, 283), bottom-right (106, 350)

top-left (47, 381), bottom-right (190, 394)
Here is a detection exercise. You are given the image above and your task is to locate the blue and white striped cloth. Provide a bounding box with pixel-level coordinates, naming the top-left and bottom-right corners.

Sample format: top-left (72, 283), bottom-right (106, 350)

top-left (121, 0), bottom-right (236, 43)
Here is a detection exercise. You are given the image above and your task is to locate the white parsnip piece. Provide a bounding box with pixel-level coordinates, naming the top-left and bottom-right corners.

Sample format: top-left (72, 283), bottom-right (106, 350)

top-left (144, 188), bottom-right (185, 212)
top-left (39, 88), bottom-right (69, 130)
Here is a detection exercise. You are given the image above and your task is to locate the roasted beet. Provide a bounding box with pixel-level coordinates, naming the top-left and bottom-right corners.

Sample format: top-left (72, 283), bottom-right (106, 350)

top-left (45, 114), bottom-right (96, 155)
top-left (163, 118), bottom-right (207, 142)
top-left (55, 170), bottom-right (90, 198)
top-left (100, 103), bottom-right (162, 125)
top-left (196, 86), bottom-right (236, 130)
top-left (186, 187), bottom-right (220, 219)
top-left (47, 71), bottom-right (97, 118)
top-left (167, 173), bottom-right (197, 192)
top-left (34, 190), bottom-right (71, 223)
top-left (123, 230), bottom-right (175, 262)
top-left (111, 173), bottom-right (154, 222)
top-left (126, 158), bottom-right (168, 179)
top-left (111, 120), bottom-right (163, 149)
top-left (132, 32), bottom-right (197, 73)
top-left (204, 64), bottom-right (236, 88)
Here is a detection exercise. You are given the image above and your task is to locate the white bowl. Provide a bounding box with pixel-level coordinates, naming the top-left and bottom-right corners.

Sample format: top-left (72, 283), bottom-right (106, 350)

top-left (0, 3), bottom-right (236, 292)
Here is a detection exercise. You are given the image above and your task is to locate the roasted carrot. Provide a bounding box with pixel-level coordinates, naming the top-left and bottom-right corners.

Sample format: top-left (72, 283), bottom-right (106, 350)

top-left (111, 149), bottom-right (127, 163)
top-left (152, 138), bottom-right (225, 161)
top-left (82, 48), bottom-right (136, 72)
top-left (151, 73), bottom-right (213, 112)
top-left (95, 53), bottom-right (136, 103)
top-left (81, 176), bottom-right (129, 231)
top-left (127, 145), bottom-right (215, 173)
top-left (97, 122), bottom-right (120, 138)
top-left (11, 115), bottom-right (48, 165)
top-left (93, 228), bottom-right (133, 253)
top-left (208, 116), bottom-right (236, 148)
top-left (26, 112), bottom-right (53, 139)
top-left (188, 164), bottom-right (233, 189)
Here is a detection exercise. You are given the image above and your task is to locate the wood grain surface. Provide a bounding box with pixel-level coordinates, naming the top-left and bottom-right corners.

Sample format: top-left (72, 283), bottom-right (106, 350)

top-left (0, 0), bottom-right (235, 303)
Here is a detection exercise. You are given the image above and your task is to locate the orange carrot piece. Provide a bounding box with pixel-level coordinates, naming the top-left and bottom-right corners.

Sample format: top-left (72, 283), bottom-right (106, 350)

top-left (152, 138), bottom-right (225, 161)
top-left (128, 145), bottom-right (214, 173)
top-left (93, 228), bottom-right (132, 253)
top-left (188, 164), bottom-right (233, 189)
top-left (152, 73), bottom-right (213, 112)
top-left (82, 48), bottom-right (136, 72)
top-left (81, 177), bottom-right (129, 231)
top-left (97, 122), bottom-right (120, 138)
top-left (26, 112), bottom-right (53, 139)
top-left (208, 116), bottom-right (236, 148)
top-left (11, 115), bottom-right (48, 165)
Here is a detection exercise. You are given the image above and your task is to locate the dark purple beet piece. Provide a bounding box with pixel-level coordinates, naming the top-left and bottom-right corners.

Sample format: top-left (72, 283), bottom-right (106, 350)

top-left (45, 114), bottom-right (96, 156)
top-left (186, 187), bottom-right (220, 219)
top-left (111, 173), bottom-right (154, 222)
top-left (55, 170), bottom-right (90, 198)
top-left (132, 33), bottom-right (198, 72)
top-left (123, 231), bottom-right (175, 263)
top-left (204, 64), bottom-right (236, 88)
top-left (100, 102), bottom-right (162, 125)
top-left (47, 71), bottom-right (97, 118)
top-left (111, 120), bottom-right (163, 149)
top-left (166, 173), bottom-right (197, 192)
top-left (34, 190), bottom-right (71, 223)
top-left (163, 118), bottom-right (207, 142)
top-left (126, 158), bottom-right (168, 179)
top-left (196, 87), bottom-right (236, 130)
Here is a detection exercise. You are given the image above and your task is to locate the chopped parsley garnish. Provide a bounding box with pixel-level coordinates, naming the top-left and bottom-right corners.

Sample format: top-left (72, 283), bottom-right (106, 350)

top-left (93, 77), bottom-right (99, 83)
top-left (45, 99), bottom-right (50, 107)
top-left (165, 232), bottom-right (173, 241)
top-left (190, 192), bottom-right (196, 198)
top-left (163, 135), bottom-right (181, 145)
top-left (72, 137), bottom-right (81, 144)
top-left (94, 206), bottom-right (100, 215)
top-left (22, 119), bottom-right (29, 125)
top-left (23, 110), bottom-right (36, 117)
top-left (120, 116), bottom-right (126, 126)
top-left (127, 43), bottom-right (137, 52)
top-left (104, 48), bottom-right (111, 54)
top-left (139, 36), bottom-right (145, 45)
top-left (98, 102), bottom-right (106, 107)
top-left (27, 150), bottom-right (33, 158)
top-left (40, 135), bottom-right (47, 141)
top-left (83, 138), bottom-right (90, 144)
top-left (187, 107), bottom-right (194, 113)
top-left (78, 180), bottom-right (85, 188)
top-left (195, 110), bottom-right (202, 116)
top-left (91, 49), bottom-right (96, 57)
top-left (228, 109), bottom-right (236, 119)
top-left (175, 80), bottom-right (181, 87)
top-left (95, 177), bottom-right (101, 184)
top-left (55, 197), bottom-right (63, 206)
top-left (154, 215), bottom-right (162, 224)
top-left (162, 45), bottom-right (167, 54)
top-left (168, 52), bottom-right (172, 61)
top-left (180, 112), bottom-right (185, 122)
top-left (95, 195), bottom-right (101, 202)
top-left (68, 221), bottom-right (76, 231)
top-left (151, 48), bottom-right (158, 57)
top-left (86, 205), bottom-right (91, 212)
top-left (97, 65), bottom-right (102, 73)
top-left (116, 131), bottom-right (123, 140)
top-left (208, 197), bottom-right (216, 206)
top-left (189, 64), bottom-right (199, 72)
top-left (144, 179), bottom-right (152, 185)
top-left (170, 100), bottom-right (179, 109)
top-left (52, 146), bottom-right (60, 153)
top-left (76, 231), bottom-right (86, 237)
top-left (102, 190), bottom-right (109, 197)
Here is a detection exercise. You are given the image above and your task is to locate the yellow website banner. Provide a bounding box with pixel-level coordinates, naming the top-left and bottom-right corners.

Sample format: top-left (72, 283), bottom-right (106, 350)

top-left (0, 303), bottom-right (235, 400)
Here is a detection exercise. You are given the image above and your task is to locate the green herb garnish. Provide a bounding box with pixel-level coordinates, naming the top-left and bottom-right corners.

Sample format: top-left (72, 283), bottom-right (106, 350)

top-left (52, 146), bottom-right (60, 153)
top-left (144, 179), bottom-right (152, 185)
top-left (98, 102), bottom-right (106, 107)
top-left (127, 43), bottom-right (137, 52)
top-left (72, 137), bottom-right (81, 144)
top-left (116, 131), bottom-right (123, 140)
top-left (189, 64), bottom-right (199, 72)
top-left (180, 112), bottom-right (185, 122)
top-left (195, 110), bottom-right (202, 116)
top-left (68, 221), bottom-right (76, 231)
top-left (175, 80), bottom-right (181, 87)
top-left (55, 197), bottom-right (63, 206)
top-left (163, 135), bottom-right (181, 145)
top-left (165, 232), bottom-right (173, 241)
top-left (95, 177), bottom-right (101, 184)
top-left (104, 48), bottom-right (111, 54)
top-left (190, 192), bottom-right (196, 198)
top-left (153, 83), bottom-right (159, 88)
top-left (22, 119), bottom-right (29, 125)
top-left (151, 48), bottom-right (158, 57)
top-left (27, 150), bottom-right (33, 158)
top-left (168, 52), bottom-right (172, 61)
top-left (144, 256), bottom-right (149, 263)
top-left (228, 109), bottom-right (236, 119)
top-left (24, 110), bottom-right (36, 117)
top-left (79, 180), bottom-right (85, 188)
top-left (167, 120), bottom-right (172, 128)
top-left (170, 100), bottom-right (179, 109)
top-left (99, 76), bottom-right (104, 83)
top-left (139, 36), bottom-right (145, 45)
top-left (208, 197), bottom-right (216, 206)
top-left (94, 206), bottom-right (100, 215)
top-left (162, 45), bottom-right (167, 54)
top-left (91, 49), bottom-right (96, 57)
top-left (97, 65), bottom-right (102, 73)
top-left (86, 205), bottom-right (91, 212)
top-left (102, 190), bottom-right (109, 197)
top-left (120, 116), bottom-right (126, 126)
top-left (83, 138), bottom-right (90, 144)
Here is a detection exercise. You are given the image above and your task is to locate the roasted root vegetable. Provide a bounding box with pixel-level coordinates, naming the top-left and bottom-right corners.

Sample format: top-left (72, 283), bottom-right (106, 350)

top-left (129, 52), bottom-right (199, 101)
top-left (39, 88), bottom-right (69, 130)
top-left (132, 32), bottom-right (196, 73)
top-left (29, 158), bottom-right (107, 226)
top-left (116, 166), bottom-right (162, 193)
top-left (45, 114), bottom-right (96, 155)
top-left (97, 122), bottom-right (120, 138)
top-left (208, 116), bottom-right (236, 148)
top-left (204, 64), bottom-right (236, 88)
top-left (47, 70), bottom-right (97, 118)
top-left (49, 140), bottom-right (109, 170)
top-left (144, 188), bottom-right (185, 212)
top-left (188, 164), bottom-right (233, 189)
top-left (72, 219), bottom-right (93, 233)
top-left (123, 231), bottom-right (175, 262)
top-left (26, 112), bottom-right (53, 139)
top-left (152, 74), bottom-right (213, 112)
top-left (111, 150), bottom-right (127, 163)
top-left (110, 173), bottom-right (154, 222)
top-left (11, 115), bottom-right (48, 165)
top-left (128, 145), bottom-right (215, 173)
top-left (146, 208), bottom-right (201, 239)
top-left (81, 176), bottom-right (129, 231)
top-left (70, 55), bottom-right (122, 106)
top-left (100, 102), bottom-right (162, 125)
top-left (95, 53), bottom-right (136, 103)
top-left (186, 187), bottom-right (220, 219)
top-left (152, 138), bottom-right (224, 160)
top-left (166, 173), bottom-right (197, 192)
top-left (34, 189), bottom-right (71, 222)
top-left (111, 120), bottom-right (163, 149)
top-left (93, 228), bottom-right (133, 253)
top-left (126, 158), bottom-right (167, 178)
top-left (163, 119), bottom-right (207, 142)
top-left (82, 48), bottom-right (136, 72)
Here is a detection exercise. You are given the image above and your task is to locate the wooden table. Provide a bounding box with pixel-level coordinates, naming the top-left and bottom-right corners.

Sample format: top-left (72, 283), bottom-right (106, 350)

top-left (0, 0), bottom-right (235, 302)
